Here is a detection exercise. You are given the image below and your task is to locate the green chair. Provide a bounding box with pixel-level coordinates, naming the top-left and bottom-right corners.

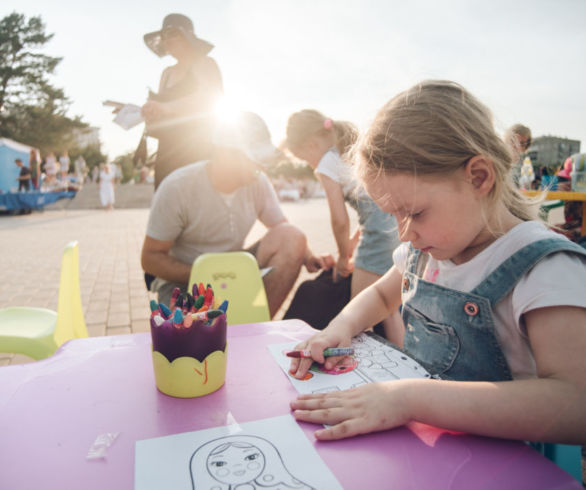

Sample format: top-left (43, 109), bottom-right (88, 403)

top-left (0, 241), bottom-right (88, 361)
top-left (188, 251), bottom-right (270, 325)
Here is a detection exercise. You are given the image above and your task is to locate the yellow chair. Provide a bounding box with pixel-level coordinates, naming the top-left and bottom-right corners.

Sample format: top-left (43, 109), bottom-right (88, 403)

top-left (188, 251), bottom-right (270, 325)
top-left (0, 241), bottom-right (88, 360)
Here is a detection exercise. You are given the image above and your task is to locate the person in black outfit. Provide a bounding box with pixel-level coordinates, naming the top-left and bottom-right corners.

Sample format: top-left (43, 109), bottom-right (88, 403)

top-left (142, 13), bottom-right (223, 189)
top-left (15, 159), bottom-right (31, 191)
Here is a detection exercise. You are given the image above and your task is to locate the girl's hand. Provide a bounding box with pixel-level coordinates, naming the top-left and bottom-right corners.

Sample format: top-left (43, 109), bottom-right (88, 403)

top-left (333, 255), bottom-right (353, 282)
top-left (288, 327), bottom-right (352, 379)
top-left (291, 381), bottom-right (412, 440)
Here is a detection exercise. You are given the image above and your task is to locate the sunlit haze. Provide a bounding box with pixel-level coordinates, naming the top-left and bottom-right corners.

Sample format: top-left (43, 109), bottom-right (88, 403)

top-left (3, 0), bottom-right (585, 159)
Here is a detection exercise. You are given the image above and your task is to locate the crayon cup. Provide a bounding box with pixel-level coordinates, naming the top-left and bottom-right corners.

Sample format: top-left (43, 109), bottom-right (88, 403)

top-left (149, 313), bottom-right (227, 398)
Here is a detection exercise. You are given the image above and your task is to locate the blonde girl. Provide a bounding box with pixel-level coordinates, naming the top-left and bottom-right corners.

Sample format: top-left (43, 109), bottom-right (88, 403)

top-left (286, 110), bottom-right (402, 341)
top-left (289, 81), bottom-right (586, 446)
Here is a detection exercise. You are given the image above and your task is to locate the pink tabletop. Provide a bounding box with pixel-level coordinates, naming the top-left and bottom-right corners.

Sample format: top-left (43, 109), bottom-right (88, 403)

top-left (0, 319), bottom-right (580, 489)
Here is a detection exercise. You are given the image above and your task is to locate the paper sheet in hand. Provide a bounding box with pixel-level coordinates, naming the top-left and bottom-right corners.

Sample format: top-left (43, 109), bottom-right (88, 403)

top-left (268, 332), bottom-right (432, 395)
top-left (135, 414), bottom-right (342, 490)
top-left (113, 104), bottom-right (144, 130)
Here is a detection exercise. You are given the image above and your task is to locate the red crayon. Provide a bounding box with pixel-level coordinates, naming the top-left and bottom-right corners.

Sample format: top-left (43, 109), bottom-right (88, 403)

top-left (170, 287), bottom-right (181, 309)
top-left (203, 286), bottom-right (214, 307)
top-left (198, 282), bottom-right (205, 297)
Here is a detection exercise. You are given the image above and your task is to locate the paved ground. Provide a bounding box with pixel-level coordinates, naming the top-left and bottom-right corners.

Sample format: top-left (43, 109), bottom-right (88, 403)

top-left (0, 184), bottom-right (346, 365)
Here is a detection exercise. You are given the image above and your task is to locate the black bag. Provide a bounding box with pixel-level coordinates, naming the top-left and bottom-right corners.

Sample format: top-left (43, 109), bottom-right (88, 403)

top-left (133, 130), bottom-right (148, 168)
top-left (283, 270), bottom-right (352, 330)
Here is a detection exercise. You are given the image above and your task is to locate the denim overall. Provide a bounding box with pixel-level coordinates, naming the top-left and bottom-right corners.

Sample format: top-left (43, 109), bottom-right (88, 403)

top-left (401, 237), bottom-right (586, 381)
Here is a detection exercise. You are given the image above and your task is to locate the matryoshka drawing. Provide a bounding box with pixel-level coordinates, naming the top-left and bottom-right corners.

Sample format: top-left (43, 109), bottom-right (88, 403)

top-left (189, 434), bottom-right (314, 489)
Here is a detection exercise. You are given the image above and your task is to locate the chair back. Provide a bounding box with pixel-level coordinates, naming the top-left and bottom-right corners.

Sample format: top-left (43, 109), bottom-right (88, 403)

top-left (188, 252), bottom-right (270, 325)
top-left (544, 443), bottom-right (583, 482)
top-left (54, 241), bottom-right (88, 346)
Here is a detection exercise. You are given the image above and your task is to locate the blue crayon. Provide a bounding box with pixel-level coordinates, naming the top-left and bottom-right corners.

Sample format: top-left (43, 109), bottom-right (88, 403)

top-left (172, 308), bottom-right (183, 328)
top-left (218, 300), bottom-right (229, 313)
top-left (159, 303), bottom-right (172, 319)
top-left (149, 299), bottom-right (160, 313)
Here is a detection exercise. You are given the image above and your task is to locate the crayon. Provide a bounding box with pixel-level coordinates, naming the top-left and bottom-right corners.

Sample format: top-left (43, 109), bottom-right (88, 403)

top-left (218, 299), bottom-right (229, 313)
top-left (159, 303), bottom-right (172, 319)
top-left (285, 347), bottom-right (355, 359)
top-left (183, 313), bottom-right (193, 328)
top-left (149, 299), bottom-right (160, 313)
top-left (203, 286), bottom-right (214, 307)
top-left (170, 287), bottom-right (181, 309)
top-left (152, 314), bottom-right (165, 327)
top-left (172, 308), bottom-right (183, 328)
top-left (190, 309), bottom-right (223, 322)
top-left (194, 294), bottom-right (204, 310)
top-left (198, 282), bottom-right (205, 296)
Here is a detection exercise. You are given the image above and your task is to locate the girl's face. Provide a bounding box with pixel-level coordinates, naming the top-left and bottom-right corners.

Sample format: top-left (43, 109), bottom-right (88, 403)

top-left (207, 444), bottom-right (265, 485)
top-left (290, 136), bottom-right (327, 169)
top-left (365, 168), bottom-right (492, 264)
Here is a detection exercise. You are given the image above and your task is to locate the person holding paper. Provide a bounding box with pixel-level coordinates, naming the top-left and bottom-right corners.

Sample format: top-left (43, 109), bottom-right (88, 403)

top-left (142, 13), bottom-right (223, 189)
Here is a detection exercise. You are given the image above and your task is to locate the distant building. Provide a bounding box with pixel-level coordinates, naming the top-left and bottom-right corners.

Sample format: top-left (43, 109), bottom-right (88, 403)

top-left (527, 135), bottom-right (581, 168)
top-left (70, 126), bottom-right (100, 148)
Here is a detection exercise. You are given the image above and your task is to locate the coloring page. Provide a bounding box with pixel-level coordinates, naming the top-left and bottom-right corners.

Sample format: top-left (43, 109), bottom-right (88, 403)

top-left (135, 414), bottom-right (342, 490)
top-left (268, 332), bottom-right (432, 395)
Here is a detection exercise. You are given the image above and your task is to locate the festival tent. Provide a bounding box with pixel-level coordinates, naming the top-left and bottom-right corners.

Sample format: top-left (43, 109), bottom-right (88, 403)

top-left (0, 138), bottom-right (34, 193)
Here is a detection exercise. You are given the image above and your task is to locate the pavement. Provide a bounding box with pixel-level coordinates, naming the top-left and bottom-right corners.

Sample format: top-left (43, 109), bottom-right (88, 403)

top-left (0, 183), bottom-right (344, 366)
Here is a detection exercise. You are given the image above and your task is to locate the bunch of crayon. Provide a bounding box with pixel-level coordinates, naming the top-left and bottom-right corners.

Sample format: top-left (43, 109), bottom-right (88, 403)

top-left (149, 282), bottom-right (229, 329)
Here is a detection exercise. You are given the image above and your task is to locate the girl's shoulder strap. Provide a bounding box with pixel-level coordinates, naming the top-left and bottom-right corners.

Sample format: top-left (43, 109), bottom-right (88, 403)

top-left (472, 237), bottom-right (586, 306)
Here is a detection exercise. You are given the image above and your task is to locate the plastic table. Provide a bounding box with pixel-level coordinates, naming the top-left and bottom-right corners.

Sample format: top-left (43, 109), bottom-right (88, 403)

top-left (0, 320), bottom-right (580, 489)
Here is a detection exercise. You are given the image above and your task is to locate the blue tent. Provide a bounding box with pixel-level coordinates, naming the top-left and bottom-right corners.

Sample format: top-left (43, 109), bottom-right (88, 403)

top-left (0, 138), bottom-right (34, 193)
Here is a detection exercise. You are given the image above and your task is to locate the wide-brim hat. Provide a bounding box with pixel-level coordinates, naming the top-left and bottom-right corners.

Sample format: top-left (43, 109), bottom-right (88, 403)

top-left (213, 112), bottom-right (282, 169)
top-left (144, 13), bottom-right (214, 58)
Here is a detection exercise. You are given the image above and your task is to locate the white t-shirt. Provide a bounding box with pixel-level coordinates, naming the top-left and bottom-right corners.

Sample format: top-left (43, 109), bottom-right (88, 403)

top-left (315, 148), bottom-right (358, 198)
top-left (147, 161), bottom-right (285, 266)
top-left (393, 221), bottom-right (586, 379)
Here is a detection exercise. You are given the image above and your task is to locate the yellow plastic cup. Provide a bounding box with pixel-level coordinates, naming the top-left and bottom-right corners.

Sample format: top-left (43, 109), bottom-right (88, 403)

top-left (152, 345), bottom-right (227, 398)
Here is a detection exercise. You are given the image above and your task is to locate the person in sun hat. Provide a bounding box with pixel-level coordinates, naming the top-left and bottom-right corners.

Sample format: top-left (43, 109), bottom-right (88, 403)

top-left (141, 111), bottom-right (328, 313)
top-left (141, 13), bottom-right (224, 189)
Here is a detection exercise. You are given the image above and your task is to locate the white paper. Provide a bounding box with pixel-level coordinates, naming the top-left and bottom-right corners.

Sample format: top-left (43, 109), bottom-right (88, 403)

top-left (268, 332), bottom-right (432, 395)
top-left (135, 414), bottom-right (342, 490)
top-left (113, 104), bottom-right (144, 130)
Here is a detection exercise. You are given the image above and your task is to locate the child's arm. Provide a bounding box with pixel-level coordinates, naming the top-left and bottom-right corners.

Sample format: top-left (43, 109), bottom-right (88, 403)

top-left (317, 174), bottom-right (354, 280)
top-left (292, 305), bottom-right (586, 444)
top-left (289, 266), bottom-right (403, 378)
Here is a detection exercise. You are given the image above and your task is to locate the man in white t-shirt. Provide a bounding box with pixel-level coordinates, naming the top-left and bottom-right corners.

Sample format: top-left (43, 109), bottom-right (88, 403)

top-left (141, 112), bottom-right (324, 314)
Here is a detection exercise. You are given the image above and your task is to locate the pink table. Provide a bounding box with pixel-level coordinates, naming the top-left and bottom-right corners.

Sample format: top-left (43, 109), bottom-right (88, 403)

top-left (0, 320), bottom-right (580, 489)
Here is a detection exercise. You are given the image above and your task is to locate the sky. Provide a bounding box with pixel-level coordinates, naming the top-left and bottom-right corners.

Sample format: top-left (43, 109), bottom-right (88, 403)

top-left (3, 0), bottom-right (586, 159)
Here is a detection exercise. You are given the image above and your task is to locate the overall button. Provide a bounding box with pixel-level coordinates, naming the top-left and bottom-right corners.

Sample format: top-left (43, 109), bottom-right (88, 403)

top-left (464, 302), bottom-right (479, 316)
top-left (403, 278), bottom-right (410, 291)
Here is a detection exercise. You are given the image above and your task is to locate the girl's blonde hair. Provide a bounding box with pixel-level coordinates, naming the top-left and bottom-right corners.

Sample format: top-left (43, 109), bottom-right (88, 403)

top-left (286, 109), bottom-right (358, 159)
top-left (356, 80), bottom-right (538, 222)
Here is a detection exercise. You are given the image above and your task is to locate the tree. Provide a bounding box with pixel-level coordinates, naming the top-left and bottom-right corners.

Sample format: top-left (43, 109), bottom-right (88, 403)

top-left (0, 12), bottom-right (87, 152)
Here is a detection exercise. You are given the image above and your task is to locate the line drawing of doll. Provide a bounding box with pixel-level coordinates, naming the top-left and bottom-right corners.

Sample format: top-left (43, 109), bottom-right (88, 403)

top-left (189, 434), bottom-right (315, 489)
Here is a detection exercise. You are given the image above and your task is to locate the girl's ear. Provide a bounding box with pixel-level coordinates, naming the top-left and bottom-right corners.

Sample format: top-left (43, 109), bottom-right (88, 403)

top-left (465, 156), bottom-right (495, 196)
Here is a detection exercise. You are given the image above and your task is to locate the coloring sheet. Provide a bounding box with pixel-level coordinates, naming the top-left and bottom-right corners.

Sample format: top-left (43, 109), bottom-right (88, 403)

top-left (268, 332), bottom-right (432, 395)
top-left (135, 414), bottom-right (342, 490)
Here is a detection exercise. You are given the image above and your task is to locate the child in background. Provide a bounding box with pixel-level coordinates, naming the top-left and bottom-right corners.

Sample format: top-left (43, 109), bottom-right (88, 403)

top-left (289, 81), bottom-right (586, 446)
top-left (285, 110), bottom-right (402, 342)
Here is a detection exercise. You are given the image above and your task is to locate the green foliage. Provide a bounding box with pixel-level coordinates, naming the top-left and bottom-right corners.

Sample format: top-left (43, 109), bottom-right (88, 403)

top-left (266, 159), bottom-right (316, 180)
top-left (113, 152), bottom-right (135, 183)
top-left (0, 12), bottom-right (89, 153)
